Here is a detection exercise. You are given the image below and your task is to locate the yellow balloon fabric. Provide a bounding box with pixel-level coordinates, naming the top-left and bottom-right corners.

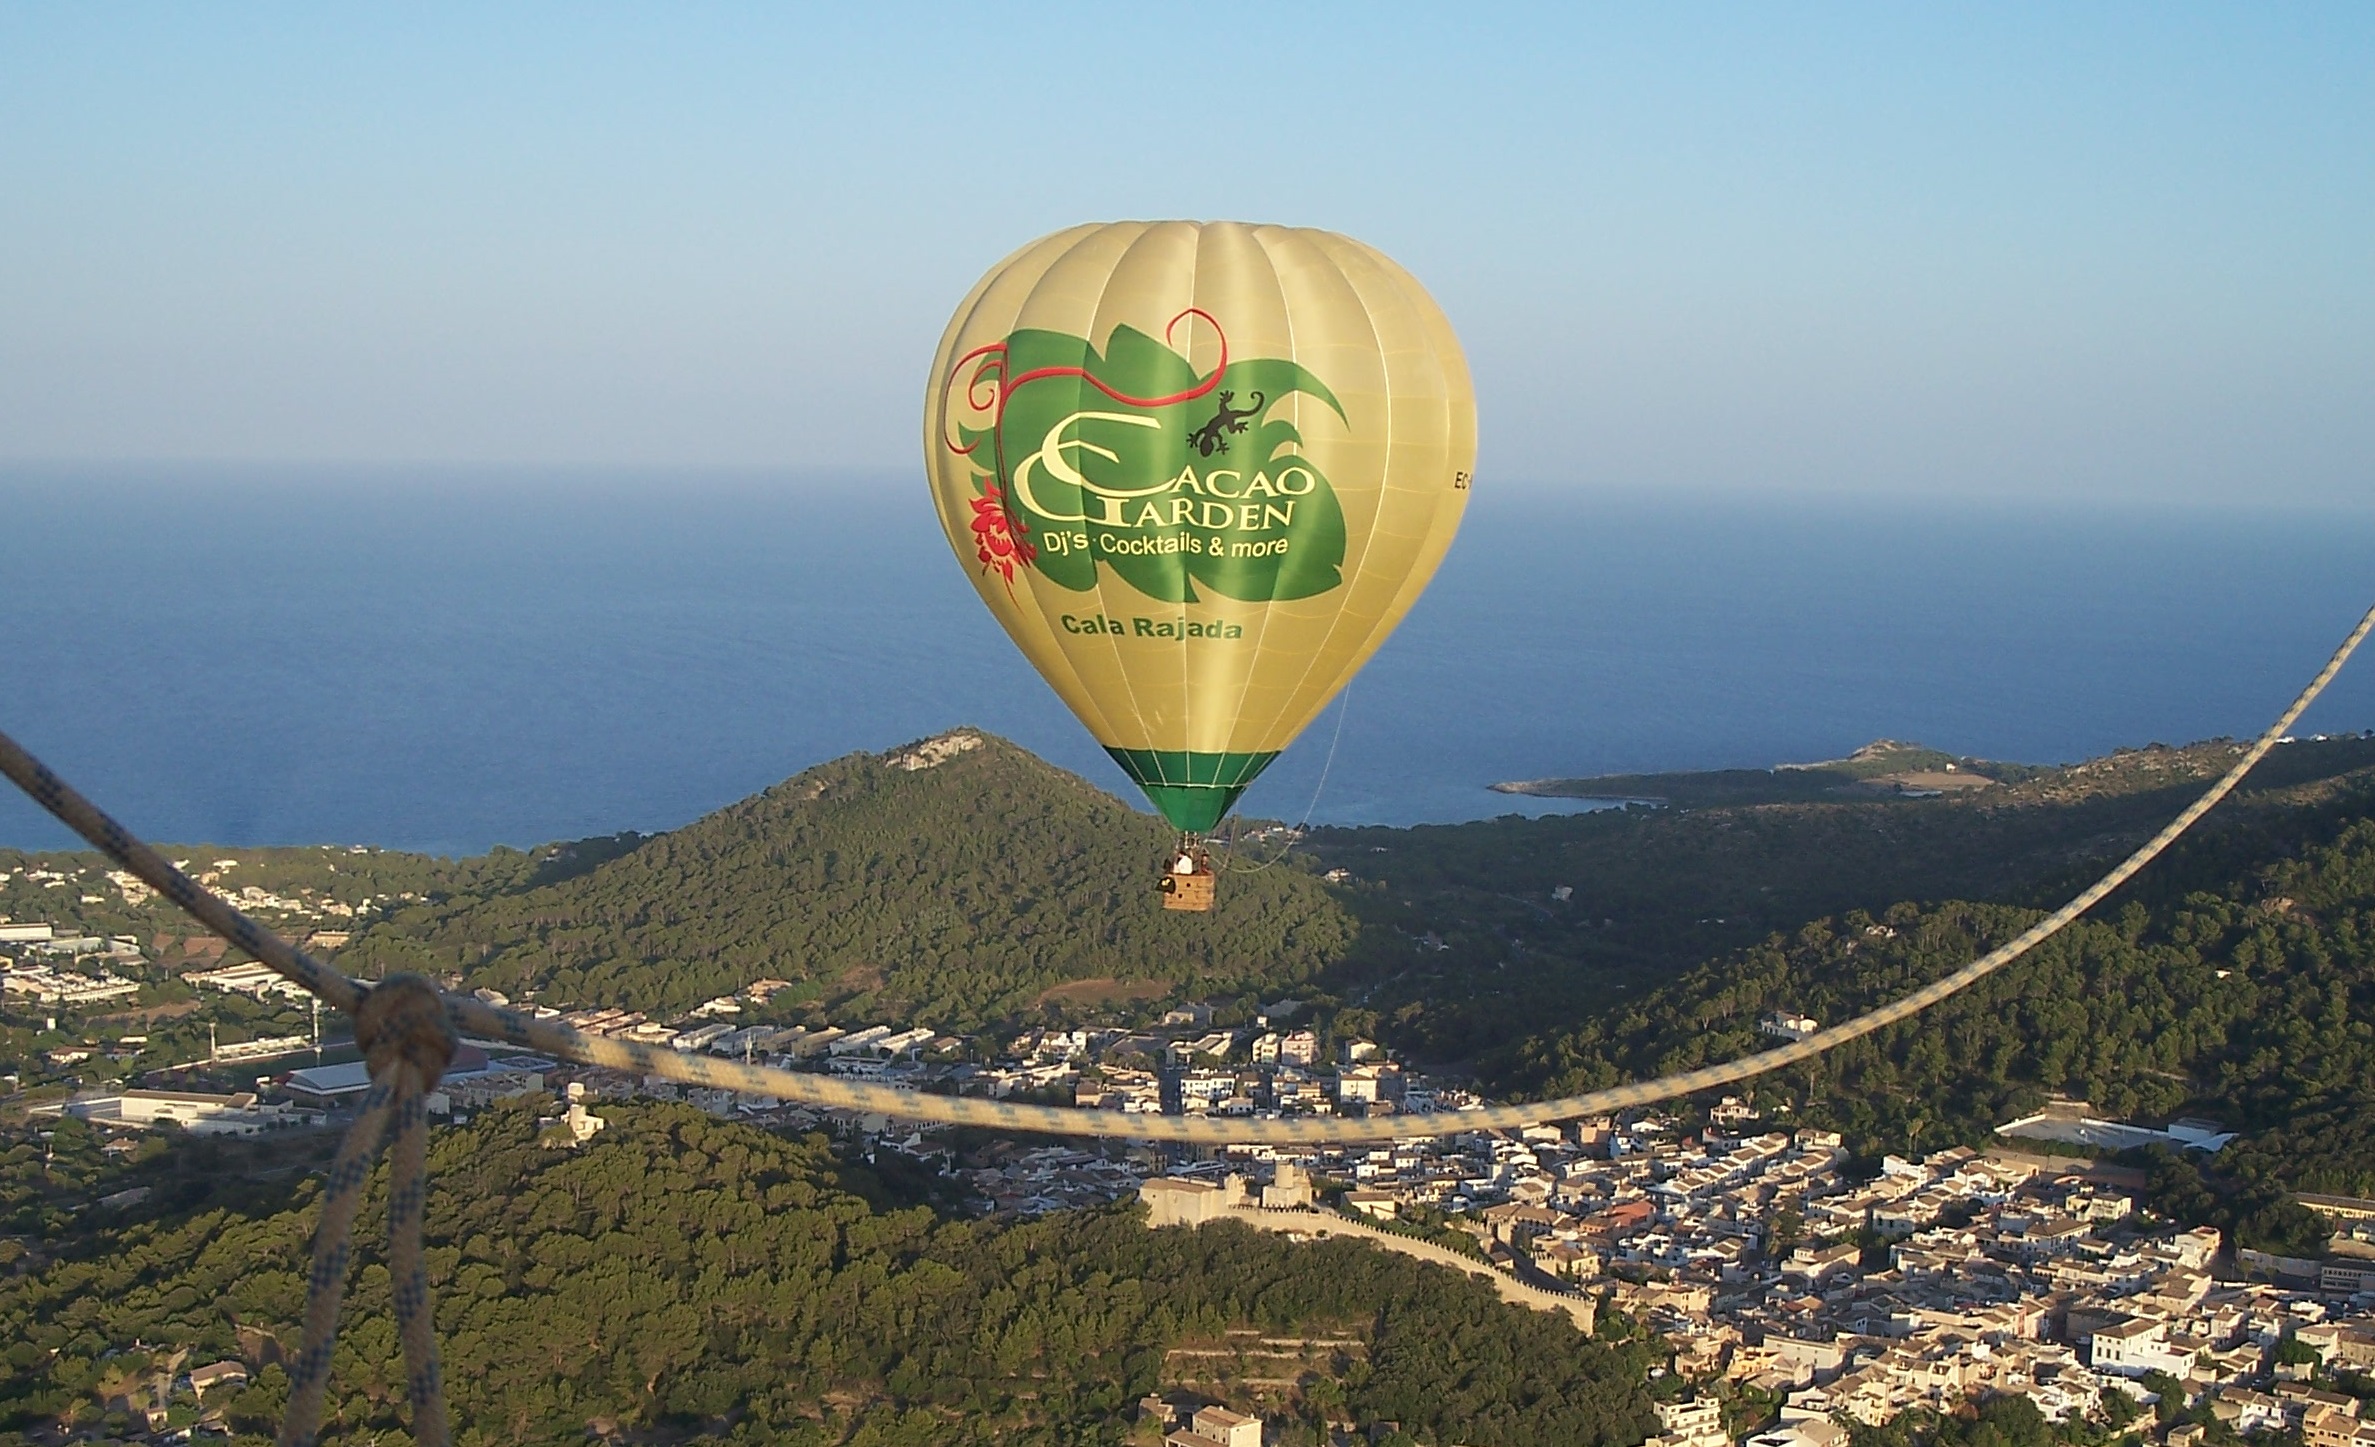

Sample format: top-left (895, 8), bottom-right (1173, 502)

top-left (924, 221), bottom-right (1476, 833)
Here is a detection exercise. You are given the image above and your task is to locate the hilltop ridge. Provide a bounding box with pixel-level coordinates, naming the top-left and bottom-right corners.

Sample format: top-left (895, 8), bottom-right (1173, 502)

top-left (338, 729), bottom-right (1357, 1026)
top-left (14, 729), bottom-right (2375, 1120)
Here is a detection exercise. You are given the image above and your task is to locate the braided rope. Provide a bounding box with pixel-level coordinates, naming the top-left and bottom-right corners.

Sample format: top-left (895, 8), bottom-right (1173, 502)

top-left (0, 603), bottom-right (2360, 1162)
top-left (272, 974), bottom-right (456, 1447)
top-left (278, 1079), bottom-right (391, 1445)
top-left (0, 606), bottom-right (2365, 1447)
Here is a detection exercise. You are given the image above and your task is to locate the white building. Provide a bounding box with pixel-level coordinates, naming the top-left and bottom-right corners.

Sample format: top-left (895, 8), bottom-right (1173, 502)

top-left (1, 965), bottom-right (142, 1005)
top-left (281, 1060), bottom-right (377, 1105)
top-left (672, 1022), bottom-right (735, 1052)
top-left (829, 1025), bottom-right (894, 1055)
top-left (44, 1089), bottom-right (297, 1136)
top-left (877, 1026), bottom-right (938, 1056)
top-left (2086, 1317), bottom-right (2199, 1379)
top-left (1168, 1404), bottom-right (1262, 1447)
top-left (186, 960), bottom-right (314, 1002)
top-left (1647, 1398), bottom-right (1728, 1447)
top-left (1743, 1419), bottom-right (1846, 1447)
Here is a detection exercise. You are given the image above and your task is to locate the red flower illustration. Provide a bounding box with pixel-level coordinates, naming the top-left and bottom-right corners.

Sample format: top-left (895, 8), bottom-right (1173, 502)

top-left (970, 481), bottom-right (1036, 586)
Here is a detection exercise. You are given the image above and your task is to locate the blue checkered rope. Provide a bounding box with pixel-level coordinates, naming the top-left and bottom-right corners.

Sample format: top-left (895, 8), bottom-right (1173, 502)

top-left (273, 977), bottom-right (455, 1447)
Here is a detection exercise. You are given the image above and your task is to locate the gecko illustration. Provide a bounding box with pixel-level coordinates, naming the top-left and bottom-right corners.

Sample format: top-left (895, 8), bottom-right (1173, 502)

top-left (1187, 390), bottom-right (1265, 458)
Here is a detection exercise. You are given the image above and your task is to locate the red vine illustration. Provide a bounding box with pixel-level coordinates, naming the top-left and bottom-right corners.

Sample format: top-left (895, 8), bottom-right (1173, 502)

top-left (940, 309), bottom-right (1227, 590)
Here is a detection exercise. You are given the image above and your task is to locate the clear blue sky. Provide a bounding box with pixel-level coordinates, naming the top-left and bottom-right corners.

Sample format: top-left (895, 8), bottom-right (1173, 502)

top-left (3, 4), bottom-right (2369, 503)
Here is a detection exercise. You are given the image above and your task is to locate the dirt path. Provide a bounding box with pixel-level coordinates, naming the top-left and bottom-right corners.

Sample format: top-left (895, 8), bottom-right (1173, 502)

top-left (1220, 1206), bottom-right (1595, 1330)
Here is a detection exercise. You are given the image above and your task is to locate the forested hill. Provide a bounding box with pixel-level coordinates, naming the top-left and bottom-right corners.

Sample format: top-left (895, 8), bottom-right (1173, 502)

top-left (1496, 766), bottom-right (2375, 1251)
top-left (339, 731), bottom-right (1357, 1027)
top-left (0, 1104), bottom-right (1658, 1447)
top-left (1308, 734), bottom-right (2375, 1066)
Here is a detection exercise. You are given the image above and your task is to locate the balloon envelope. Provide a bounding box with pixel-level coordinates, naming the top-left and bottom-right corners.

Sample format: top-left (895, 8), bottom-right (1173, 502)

top-left (924, 221), bottom-right (1476, 833)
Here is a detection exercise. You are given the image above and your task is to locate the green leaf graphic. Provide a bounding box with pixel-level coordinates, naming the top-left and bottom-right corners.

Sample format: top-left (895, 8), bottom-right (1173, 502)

top-left (955, 324), bottom-right (1349, 604)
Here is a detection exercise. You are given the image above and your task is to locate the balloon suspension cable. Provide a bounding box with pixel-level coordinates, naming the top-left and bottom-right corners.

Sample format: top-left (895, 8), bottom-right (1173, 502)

top-left (1158, 832), bottom-right (1206, 874)
top-left (1222, 680), bottom-right (1352, 877)
top-left (1157, 832), bottom-right (1216, 909)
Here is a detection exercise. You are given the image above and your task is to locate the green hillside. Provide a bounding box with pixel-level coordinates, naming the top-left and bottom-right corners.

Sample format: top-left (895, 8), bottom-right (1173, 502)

top-left (12, 731), bottom-right (2375, 1130)
top-left (0, 1104), bottom-right (1657, 1447)
top-left (339, 731), bottom-right (1358, 1028)
top-left (13, 733), bottom-right (2375, 1437)
top-left (1493, 764), bottom-right (2375, 1251)
top-left (1311, 735), bottom-right (2375, 1066)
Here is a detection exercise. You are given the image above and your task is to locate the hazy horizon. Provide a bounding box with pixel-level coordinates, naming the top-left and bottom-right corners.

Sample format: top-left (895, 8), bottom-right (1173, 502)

top-left (7, 461), bottom-right (2374, 517)
top-left (6, 475), bottom-right (2369, 854)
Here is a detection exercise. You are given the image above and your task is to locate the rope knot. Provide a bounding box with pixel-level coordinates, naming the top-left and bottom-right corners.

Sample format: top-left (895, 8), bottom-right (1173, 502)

top-left (355, 974), bottom-right (458, 1089)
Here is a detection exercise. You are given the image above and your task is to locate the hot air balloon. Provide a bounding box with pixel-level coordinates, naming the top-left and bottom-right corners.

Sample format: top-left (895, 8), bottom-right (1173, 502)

top-left (925, 221), bottom-right (1476, 909)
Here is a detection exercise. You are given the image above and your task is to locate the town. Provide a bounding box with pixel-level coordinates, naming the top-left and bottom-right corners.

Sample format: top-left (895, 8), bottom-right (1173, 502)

top-left (14, 860), bottom-right (2375, 1447)
top-left (1148, 1107), bottom-right (2375, 1447)
top-left (19, 945), bottom-right (2375, 1447)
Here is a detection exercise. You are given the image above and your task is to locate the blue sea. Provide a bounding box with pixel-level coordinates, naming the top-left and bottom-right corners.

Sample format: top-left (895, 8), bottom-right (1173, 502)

top-left (3, 468), bottom-right (2371, 855)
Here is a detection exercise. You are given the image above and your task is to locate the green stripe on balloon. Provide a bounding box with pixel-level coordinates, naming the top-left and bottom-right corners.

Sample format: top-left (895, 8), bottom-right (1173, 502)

top-left (1104, 748), bottom-right (1279, 832)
